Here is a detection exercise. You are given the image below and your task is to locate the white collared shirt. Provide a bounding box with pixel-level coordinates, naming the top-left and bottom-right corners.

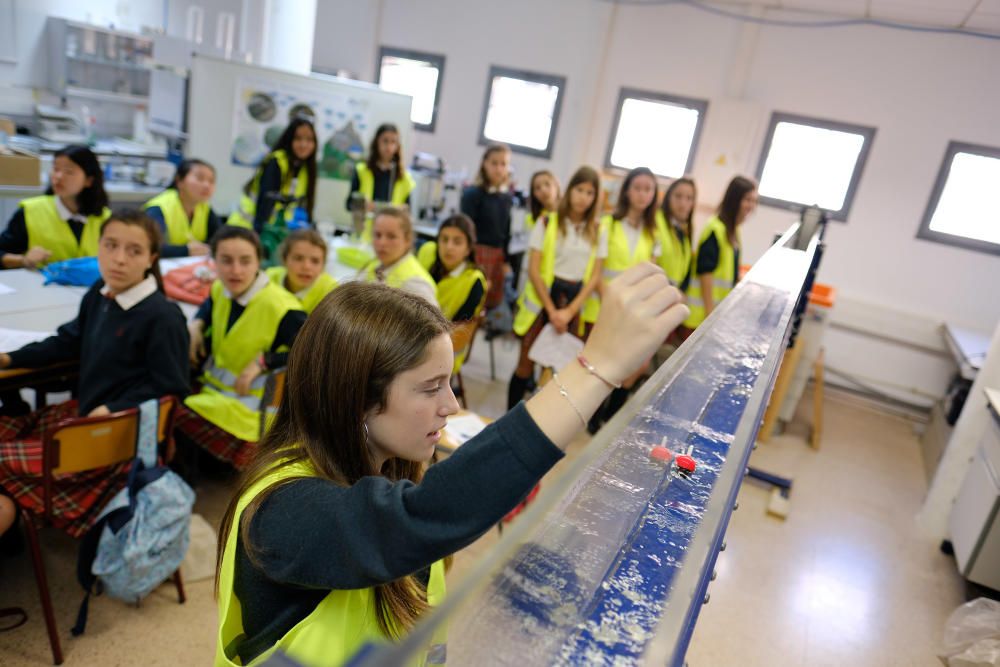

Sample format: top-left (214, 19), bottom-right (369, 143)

top-left (367, 255), bottom-right (438, 307)
top-left (100, 274), bottom-right (158, 311)
top-left (447, 261), bottom-right (468, 279)
top-left (226, 271), bottom-right (270, 306)
top-left (53, 195), bottom-right (88, 224)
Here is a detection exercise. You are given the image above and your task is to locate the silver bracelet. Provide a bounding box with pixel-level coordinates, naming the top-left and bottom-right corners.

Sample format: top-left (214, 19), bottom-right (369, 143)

top-left (551, 370), bottom-right (587, 427)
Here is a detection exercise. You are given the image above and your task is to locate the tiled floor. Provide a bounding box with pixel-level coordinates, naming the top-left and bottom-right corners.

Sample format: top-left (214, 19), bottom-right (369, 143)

top-left (0, 331), bottom-right (969, 666)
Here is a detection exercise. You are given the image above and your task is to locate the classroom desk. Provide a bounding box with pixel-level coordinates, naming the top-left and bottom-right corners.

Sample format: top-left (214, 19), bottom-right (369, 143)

top-left (944, 323), bottom-right (990, 382)
top-left (0, 362), bottom-right (79, 408)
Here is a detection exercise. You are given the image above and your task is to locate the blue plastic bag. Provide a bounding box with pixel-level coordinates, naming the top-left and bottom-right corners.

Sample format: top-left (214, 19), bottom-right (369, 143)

top-left (40, 256), bottom-right (101, 287)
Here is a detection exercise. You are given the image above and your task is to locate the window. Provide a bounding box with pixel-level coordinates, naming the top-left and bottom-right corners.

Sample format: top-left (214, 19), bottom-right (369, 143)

top-left (605, 88), bottom-right (708, 179)
top-left (754, 112), bottom-right (875, 221)
top-left (478, 66), bottom-right (565, 158)
top-left (376, 47), bottom-right (445, 132)
top-left (917, 141), bottom-right (1000, 256)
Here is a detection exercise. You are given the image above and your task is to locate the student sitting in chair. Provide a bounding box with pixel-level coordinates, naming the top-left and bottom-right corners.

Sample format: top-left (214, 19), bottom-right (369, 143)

top-left (0, 209), bottom-right (189, 533)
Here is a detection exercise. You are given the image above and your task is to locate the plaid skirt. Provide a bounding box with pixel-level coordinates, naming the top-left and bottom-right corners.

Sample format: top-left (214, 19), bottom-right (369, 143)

top-left (0, 400), bottom-right (130, 538)
top-left (173, 404), bottom-right (256, 471)
top-left (475, 244), bottom-right (506, 309)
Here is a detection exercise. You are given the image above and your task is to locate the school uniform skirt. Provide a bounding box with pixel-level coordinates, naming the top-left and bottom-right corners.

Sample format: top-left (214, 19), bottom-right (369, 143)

top-left (475, 244), bottom-right (507, 309)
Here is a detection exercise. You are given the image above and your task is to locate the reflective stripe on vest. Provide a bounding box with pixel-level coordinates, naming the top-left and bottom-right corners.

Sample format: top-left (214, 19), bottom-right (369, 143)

top-left (183, 279), bottom-right (303, 441)
top-left (364, 253), bottom-right (437, 297)
top-left (582, 215), bottom-right (655, 323)
top-left (215, 457), bottom-right (447, 666)
top-left (228, 150), bottom-right (309, 228)
top-left (683, 216), bottom-right (738, 329)
top-left (20, 196), bottom-right (109, 265)
top-left (266, 266), bottom-right (338, 315)
top-left (655, 210), bottom-right (693, 288)
top-left (355, 162), bottom-right (415, 206)
top-left (513, 213), bottom-right (597, 336)
top-left (144, 189), bottom-right (210, 244)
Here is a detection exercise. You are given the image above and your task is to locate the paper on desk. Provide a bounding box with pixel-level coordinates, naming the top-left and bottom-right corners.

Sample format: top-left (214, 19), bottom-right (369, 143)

top-left (0, 283), bottom-right (15, 296)
top-left (528, 322), bottom-right (585, 370)
top-left (444, 413), bottom-right (488, 446)
top-left (0, 327), bottom-right (53, 350)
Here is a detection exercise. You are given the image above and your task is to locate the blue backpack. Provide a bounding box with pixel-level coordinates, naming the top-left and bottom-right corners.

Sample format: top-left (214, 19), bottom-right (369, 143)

top-left (71, 399), bottom-right (195, 635)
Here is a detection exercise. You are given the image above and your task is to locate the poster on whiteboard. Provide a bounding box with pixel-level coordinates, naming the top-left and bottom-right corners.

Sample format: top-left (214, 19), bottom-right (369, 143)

top-left (229, 76), bottom-right (372, 181)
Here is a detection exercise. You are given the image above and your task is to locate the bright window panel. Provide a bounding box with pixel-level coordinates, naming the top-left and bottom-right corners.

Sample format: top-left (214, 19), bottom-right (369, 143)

top-left (609, 98), bottom-right (700, 178)
top-left (928, 151), bottom-right (1000, 244)
top-left (758, 122), bottom-right (866, 212)
top-left (378, 55), bottom-right (440, 127)
top-left (483, 76), bottom-right (560, 151)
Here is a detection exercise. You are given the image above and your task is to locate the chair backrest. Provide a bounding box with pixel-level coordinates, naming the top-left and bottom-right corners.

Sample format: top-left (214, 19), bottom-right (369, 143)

top-left (42, 397), bottom-right (177, 520)
top-left (451, 318), bottom-right (480, 358)
top-left (258, 369), bottom-right (287, 440)
top-left (45, 398), bottom-right (175, 477)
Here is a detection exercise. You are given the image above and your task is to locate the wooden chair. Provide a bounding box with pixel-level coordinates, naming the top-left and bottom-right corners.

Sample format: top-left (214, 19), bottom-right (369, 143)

top-left (258, 369), bottom-right (287, 438)
top-left (19, 396), bottom-right (183, 665)
top-left (451, 316), bottom-right (483, 409)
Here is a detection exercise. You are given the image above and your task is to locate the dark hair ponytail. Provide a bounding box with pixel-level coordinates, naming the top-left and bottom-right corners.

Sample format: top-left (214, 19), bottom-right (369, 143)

top-left (50, 145), bottom-right (109, 217)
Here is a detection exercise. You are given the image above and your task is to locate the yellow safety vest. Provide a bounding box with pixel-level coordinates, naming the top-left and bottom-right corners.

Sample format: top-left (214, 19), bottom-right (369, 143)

top-left (514, 214), bottom-right (598, 336)
top-left (20, 195), bottom-right (109, 265)
top-left (228, 150), bottom-right (309, 229)
top-left (583, 215), bottom-right (656, 324)
top-left (356, 162), bottom-right (415, 206)
top-left (437, 265), bottom-right (487, 374)
top-left (524, 209), bottom-right (553, 233)
top-left (266, 266), bottom-right (338, 315)
top-left (144, 189), bottom-right (210, 245)
top-left (417, 241), bottom-right (437, 271)
top-left (184, 279), bottom-right (303, 441)
top-left (355, 163), bottom-right (415, 245)
top-left (364, 253), bottom-right (437, 299)
top-left (684, 216), bottom-right (739, 329)
top-left (215, 457), bottom-right (446, 667)
top-left (654, 210), bottom-right (692, 289)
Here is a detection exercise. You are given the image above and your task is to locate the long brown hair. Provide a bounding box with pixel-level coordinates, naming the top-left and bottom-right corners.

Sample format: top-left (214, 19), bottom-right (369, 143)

top-left (612, 167), bottom-right (658, 238)
top-left (555, 166), bottom-right (602, 245)
top-left (474, 143), bottom-right (510, 188)
top-left (279, 228), bottom-right (328, 264)
top-left (99, 208), bottom-right (164, 291)
top-left (366, 123), bottom-right (406, 181)
top-left (718, 175), bottom-right (756, 242)
top-left (660, 177), bottom-right (697, 242)
top-left (215, 283), bottom-right (451, 638)
top-left (528, 170), bottom-right (559, 220)
top-left (429, 213), bottom-right (480, 282)
top-left (246, 118), bottom-right (318, 220)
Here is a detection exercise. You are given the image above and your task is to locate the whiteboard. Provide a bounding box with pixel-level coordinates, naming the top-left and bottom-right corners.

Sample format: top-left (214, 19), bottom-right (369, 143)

top-left (187, 55), bottom-right (413, 227)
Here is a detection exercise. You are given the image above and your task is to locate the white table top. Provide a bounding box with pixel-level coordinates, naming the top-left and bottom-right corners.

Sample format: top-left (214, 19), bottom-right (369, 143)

top-left (944, 323), bottom-right (991, 382)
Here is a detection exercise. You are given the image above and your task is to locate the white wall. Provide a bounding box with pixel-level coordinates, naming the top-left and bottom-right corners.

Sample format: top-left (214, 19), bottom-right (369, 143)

top-left (312, 0), bottom-right (1000, 406)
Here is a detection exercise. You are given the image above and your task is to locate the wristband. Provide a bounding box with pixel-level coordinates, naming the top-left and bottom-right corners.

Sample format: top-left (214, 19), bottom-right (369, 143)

top-left (577, 354), bottom-right (621, 389)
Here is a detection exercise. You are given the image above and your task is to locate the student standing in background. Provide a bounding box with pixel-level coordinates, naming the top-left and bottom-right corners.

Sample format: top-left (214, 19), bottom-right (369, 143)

top-left (656, 177), bottom-right (696, 292)
top-left (228, 118), bottom-right (318, 235)
top-left (684, 176), bottom-right (757, 330)
top-left (508, 166), bottom-right (607, 410)
top-left (460, 144), bottom-right (513, 311)
top-left (144, 158), bottom-right (222, 258)
top-left (346, 123), bottom-right (415, 243)
top-left (0, 145), bottom-right (110, 270)
top-left (525, 170), bottom-right (560, 233)
top-left (586, 167), bottom-right (662, 431)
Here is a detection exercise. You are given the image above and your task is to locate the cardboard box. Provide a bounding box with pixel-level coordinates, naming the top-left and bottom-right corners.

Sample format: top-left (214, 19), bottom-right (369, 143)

top-left (0, 146), bottom-right (42, 187)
